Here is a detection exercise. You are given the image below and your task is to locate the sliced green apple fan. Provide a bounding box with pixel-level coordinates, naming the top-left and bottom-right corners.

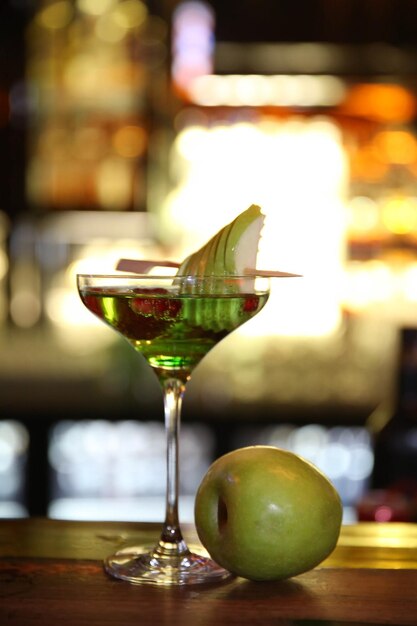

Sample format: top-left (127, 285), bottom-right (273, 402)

top-left (176, 204), bottom-right (263, 281)
top-left (117, 204), bottom-right (298, 280)
top-left (116, 205), bottom-right (299, 330)
top-left (175, 205), bottom-right (265, 330)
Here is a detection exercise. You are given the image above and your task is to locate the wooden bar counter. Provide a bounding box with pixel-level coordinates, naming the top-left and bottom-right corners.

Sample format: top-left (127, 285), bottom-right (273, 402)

top-left (1, 518), bottom-right (417, 625)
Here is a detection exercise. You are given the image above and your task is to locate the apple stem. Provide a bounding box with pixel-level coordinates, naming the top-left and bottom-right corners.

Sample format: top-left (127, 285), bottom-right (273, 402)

top-left (155, 377), bottom-right (190, 558)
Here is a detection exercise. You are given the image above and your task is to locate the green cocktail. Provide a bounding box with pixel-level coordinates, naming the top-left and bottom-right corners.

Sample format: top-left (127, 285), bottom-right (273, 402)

top-left (77, 273), bottom-right (270, 586)
top-left (80, 284), bottom-right (268, 380)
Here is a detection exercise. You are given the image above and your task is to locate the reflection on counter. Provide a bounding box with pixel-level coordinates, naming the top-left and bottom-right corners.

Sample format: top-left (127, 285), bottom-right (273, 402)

top-left (0, 421), bottom-right (28, 518)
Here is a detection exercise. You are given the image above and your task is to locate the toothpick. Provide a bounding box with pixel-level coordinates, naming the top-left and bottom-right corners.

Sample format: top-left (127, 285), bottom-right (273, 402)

top-left (116, 259), bottom-right (301, 278)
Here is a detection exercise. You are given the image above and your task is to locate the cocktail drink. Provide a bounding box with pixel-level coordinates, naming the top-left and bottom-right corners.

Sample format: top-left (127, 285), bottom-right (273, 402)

top-left (80, 276), bottom-right (268, 379)
top-left (77, 273), bottom-right (270, 585)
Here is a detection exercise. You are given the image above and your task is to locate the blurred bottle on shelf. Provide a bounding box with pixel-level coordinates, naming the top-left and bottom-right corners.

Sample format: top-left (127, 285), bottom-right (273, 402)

top-left (372, 328), bottom-right (417, 487)
top-left (359, 327), bottom-right (417, 522)
top-left (25, 0), bottom-right (169, 213)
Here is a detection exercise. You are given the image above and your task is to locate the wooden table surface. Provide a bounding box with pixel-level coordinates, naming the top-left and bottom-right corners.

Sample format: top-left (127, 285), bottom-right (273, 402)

top-left (1, 518), bottom-right (417, 625)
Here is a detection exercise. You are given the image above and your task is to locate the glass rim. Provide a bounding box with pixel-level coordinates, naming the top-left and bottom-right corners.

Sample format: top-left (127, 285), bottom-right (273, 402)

top-left (76, 273), bottom-right (271, 280)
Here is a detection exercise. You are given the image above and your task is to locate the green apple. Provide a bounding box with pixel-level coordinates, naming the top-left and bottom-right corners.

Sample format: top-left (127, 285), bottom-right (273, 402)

top-left (177, 204), bottom-right (264, 279)
top-left (194, 446), bottom-right (343, 581)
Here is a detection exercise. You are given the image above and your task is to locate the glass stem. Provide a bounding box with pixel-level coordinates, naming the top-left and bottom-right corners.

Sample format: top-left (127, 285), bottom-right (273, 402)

top-left (156, 376), bottom-right (189, 558)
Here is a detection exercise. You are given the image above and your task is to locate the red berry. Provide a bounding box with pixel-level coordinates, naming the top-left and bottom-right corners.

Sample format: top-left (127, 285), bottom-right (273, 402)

top-left (82, 294), bottom-right (103, 317)
top-left (243, 296), bottom-right (259, 312)
top-left (130, 289), bottom-right (181, 320)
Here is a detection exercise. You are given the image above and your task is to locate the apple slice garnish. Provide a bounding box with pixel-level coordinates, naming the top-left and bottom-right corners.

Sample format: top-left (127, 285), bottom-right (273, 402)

top-left (177, 204), bottom-right (264, 277)
top-left (174, 205), bottom-right (269, 330)
top-left (116, 205), bottom-right (300, 278)
top-left (115, 205), bottom-right (300, 330)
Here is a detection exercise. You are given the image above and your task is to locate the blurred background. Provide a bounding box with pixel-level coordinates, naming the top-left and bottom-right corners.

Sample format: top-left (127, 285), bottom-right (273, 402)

top-left (1, 0), bottom-right (417, 524)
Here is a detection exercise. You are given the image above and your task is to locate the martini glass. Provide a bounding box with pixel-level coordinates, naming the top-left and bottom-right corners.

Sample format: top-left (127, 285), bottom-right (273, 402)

top-left (77, 273), bottom-right (270, 585)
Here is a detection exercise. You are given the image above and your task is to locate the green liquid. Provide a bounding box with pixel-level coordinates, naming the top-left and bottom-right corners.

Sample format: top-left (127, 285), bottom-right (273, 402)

top-left (81, 288), bottom-right (268, 376)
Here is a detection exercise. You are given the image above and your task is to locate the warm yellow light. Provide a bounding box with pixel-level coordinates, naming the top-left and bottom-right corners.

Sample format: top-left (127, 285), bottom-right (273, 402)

top-left (402, 263), bottom-right (417, 302)
top-left (45, 243), bottom-right (159, 340)
top-left (188, 74), bottom-right (346, 107)
top-left (343, 262), bottom-right (394, 312)
top-left (37, 126), bottom-right (68, 160)
top-left (113, 125), bottom-right (146, 158)
top-left (0, 249), bottom-right (9, 281)
top-left (10, 291), bottom-right (41, 328)
top-left (381, 195), bottom-right (417, 235)
top-left (373, 130), bottom-right (417, 165)
top-left (72, 127), bottom-right (109, 161)
top-left (46, 286), bottom-right (88, 327)
top-left (234, 75), bottom-right (271, 106)
top-left (342, 262), bottom-right (417, 325)
top-left (95, 11), bottom-right (128, 42)
top-left (37, 1), bottom-right (74, 29)
top-left (175, 126), bottom-right (210, 160)
top-left (64, 54), bottom-right (100, 96)
top-left (342, 84), bottom-right (416, 123)
top-left (96, 157), bottom-right (132, 209)
top-left (349, 145), bottom-right (388, 181)
top-left (161, 116), bottom-right (347, 337)
top-left (76, 0), bottom-right (115, 16)
top-left (113, 0), bottom-right (147, 28)
top-left (188, 76), bottom-right (234, 106)
top-left (347, 196), bottom-right (380, 236)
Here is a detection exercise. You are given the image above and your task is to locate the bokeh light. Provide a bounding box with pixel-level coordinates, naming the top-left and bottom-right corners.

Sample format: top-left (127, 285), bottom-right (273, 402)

top-left (36, 1), bottom-right (74, 30)
top-left (161, 115), bottom-right (347, 337)
top-left (381, 195), bottom-right (417, 235)
top-left (112, 125), bottom-right (147, 158)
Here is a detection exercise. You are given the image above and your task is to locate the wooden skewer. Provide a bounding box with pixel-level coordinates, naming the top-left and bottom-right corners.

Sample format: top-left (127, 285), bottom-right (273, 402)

top-left (116, 259), bottom-right (180, 273)
top-left (244, 268), bottom-right (302, 278)
top-left (116, 258), bottom-right (302, 278)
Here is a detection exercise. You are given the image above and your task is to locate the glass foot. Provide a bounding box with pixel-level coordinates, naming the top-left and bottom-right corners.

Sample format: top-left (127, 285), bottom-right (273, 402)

top-left (104, 544), bottom-right (232, 586)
